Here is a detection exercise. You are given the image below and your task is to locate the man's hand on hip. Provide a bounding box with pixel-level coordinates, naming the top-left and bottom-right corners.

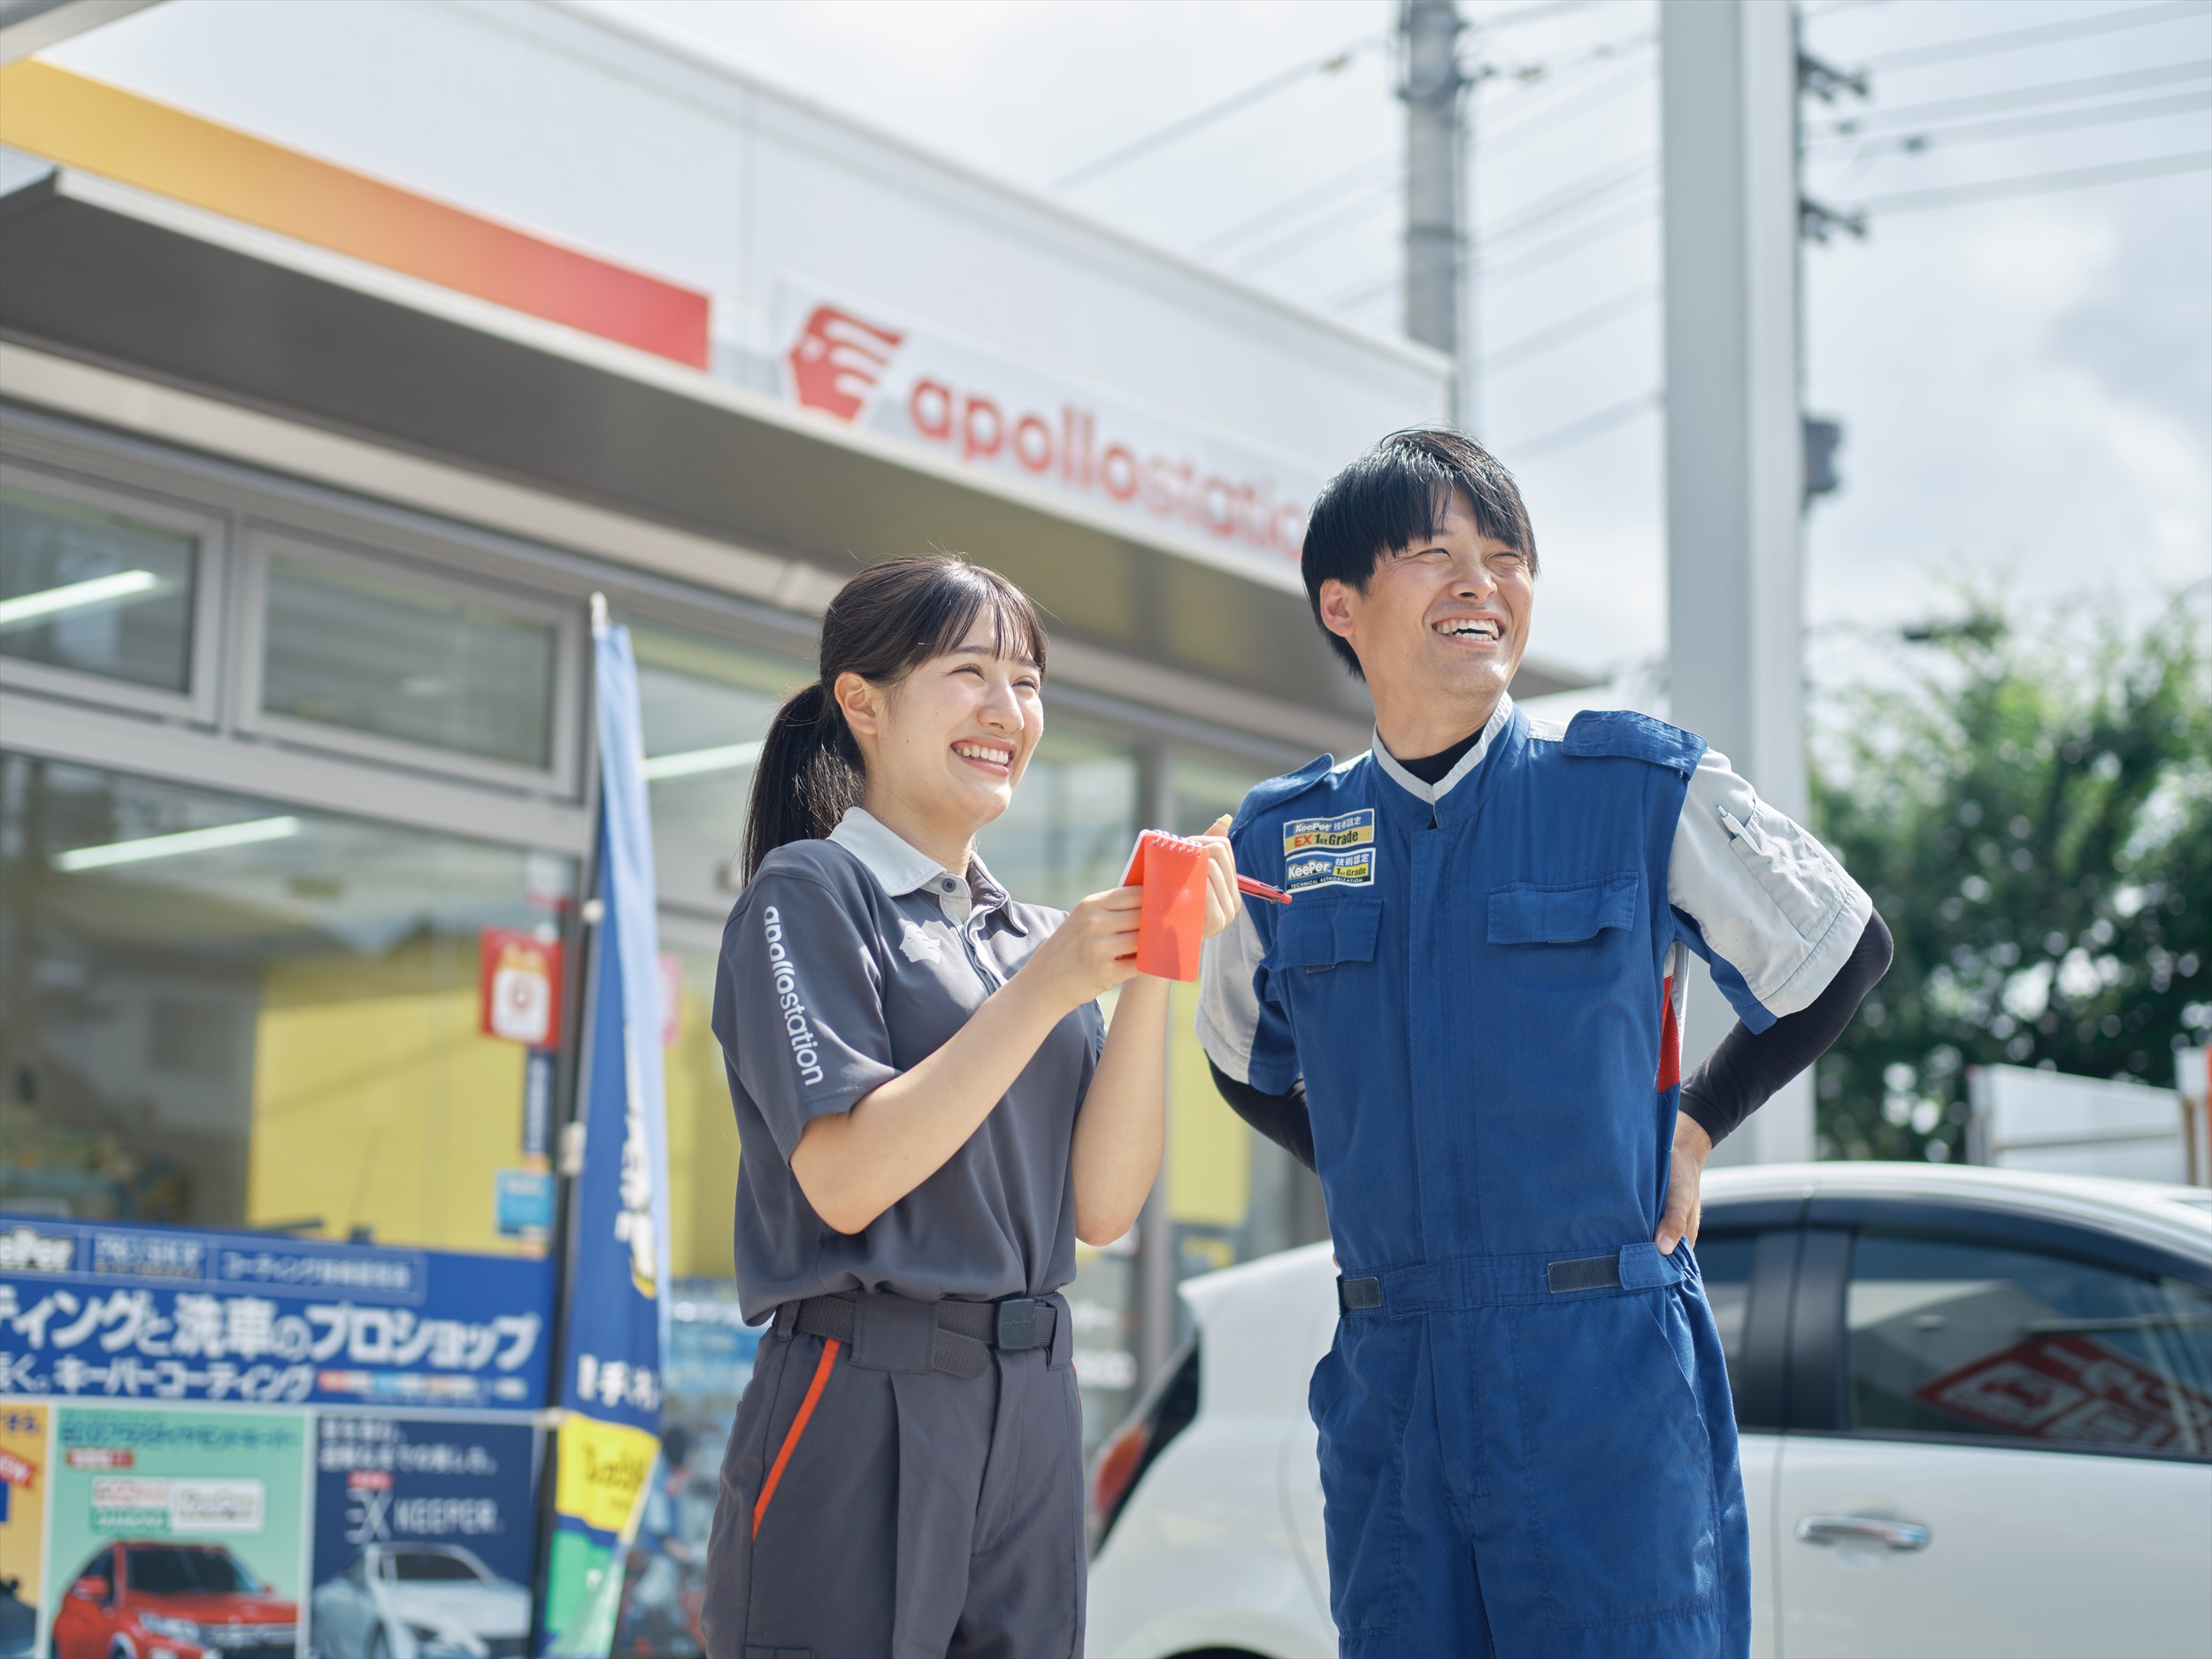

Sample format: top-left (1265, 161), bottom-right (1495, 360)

top-left (1655, 1111), bottom-right (1714, 1256)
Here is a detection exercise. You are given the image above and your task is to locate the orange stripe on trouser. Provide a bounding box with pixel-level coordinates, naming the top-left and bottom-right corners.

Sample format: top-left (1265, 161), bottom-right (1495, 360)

top-left (752, 1337), bottom-right (840, 1539)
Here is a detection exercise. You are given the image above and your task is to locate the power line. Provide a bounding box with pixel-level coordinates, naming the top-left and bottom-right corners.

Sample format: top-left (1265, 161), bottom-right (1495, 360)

top-left (1481, 46), bottom-right (1657, 151)
top-left (1806, 59), bottom-right (2212, 137)
top-left (1301, 170), bottom-right (1655, 303)
top-left (1817, 90), bottom-right (2212, 158)
top-left (1479, 282), bottom-right (1657, 372)
top-left (1502, 389), bottom-right (1662, 459)
top-left (1329, 267), bottom-right (1402, 313)
top-left (1468, 0), bottom-right (1608, 31)
top-left (1195, 153), bottom-right (1394, 256)
top-left (1476, 190), bottom-right (1657, 281)
top-left (1231, 179), bottom-right (1400, 273)
top-left (1851, 148), bottom-right (2212, 215)
top-left (1475, 23), bottom-right (1657, 92)
top-left (1051, 31), bottom-right (1383, 192)
top-left (1859, 1), bottom-right (2210, 73)
top-left (1479, 148), bottom-right (1654, 242)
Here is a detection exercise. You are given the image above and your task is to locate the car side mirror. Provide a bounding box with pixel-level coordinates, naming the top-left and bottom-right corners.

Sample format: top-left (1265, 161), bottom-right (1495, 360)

top-left (71, 1577), bottom-right (109, 1602)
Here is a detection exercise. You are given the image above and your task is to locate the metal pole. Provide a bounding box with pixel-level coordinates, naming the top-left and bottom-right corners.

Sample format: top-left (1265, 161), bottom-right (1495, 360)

top-left (1659, 0), bottom-right (1813, 1164)
top-left (526, 596), bottom-right (607, 1647)
top-left (1401, 0), bottom-right (1468, 418)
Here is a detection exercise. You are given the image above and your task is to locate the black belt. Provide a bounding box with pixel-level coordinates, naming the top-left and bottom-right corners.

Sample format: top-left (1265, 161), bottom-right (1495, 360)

top-left (1337, 1245), bottom-right (1682, 1314)
top-left (778, 1290), bottom-right (1057, 1379)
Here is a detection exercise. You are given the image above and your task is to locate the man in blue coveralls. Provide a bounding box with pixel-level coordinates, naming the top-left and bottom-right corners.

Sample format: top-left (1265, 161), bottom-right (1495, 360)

top-left (1197, 430), bottom-right (1891, 1658)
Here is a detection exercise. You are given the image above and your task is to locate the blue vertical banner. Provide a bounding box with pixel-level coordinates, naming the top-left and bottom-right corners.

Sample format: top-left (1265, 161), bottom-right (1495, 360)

top-left (537, 609), bottom-right (674, 1659)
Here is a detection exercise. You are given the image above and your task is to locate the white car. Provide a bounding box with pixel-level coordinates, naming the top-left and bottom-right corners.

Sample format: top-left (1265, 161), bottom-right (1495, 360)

top-left (309, 1546), bottom-right (529, 1659)
top-left (1086, 1164), bottom-right (2212, 1659)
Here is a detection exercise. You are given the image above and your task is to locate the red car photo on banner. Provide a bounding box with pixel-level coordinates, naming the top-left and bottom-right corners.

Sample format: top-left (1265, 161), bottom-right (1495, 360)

top-left (49, 1540), bottom-right (296, 1659)
top-left (1914, 1330), bottom-right (2212, 1451)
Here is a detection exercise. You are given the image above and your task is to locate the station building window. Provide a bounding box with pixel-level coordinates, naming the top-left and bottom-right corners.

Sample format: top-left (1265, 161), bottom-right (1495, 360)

top-left (1, 419), bottom-right (588, 1259)
top-left (0, 460), bottom-right (223, 724)
top-left (0, 754), bottom-right (573, 1250)
top-left (242, 531), bottom-right (580, 794)
top-left (258, 546), bottom-right (559, 768)
top-left (0, 478), bottom-right (200, 695)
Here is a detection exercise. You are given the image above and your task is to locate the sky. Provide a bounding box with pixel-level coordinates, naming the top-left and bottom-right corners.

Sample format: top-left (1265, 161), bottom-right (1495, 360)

top-left (35, 0), bottom-right (2211, 703)
top-left (580, 0), bottom-right (2212, 699)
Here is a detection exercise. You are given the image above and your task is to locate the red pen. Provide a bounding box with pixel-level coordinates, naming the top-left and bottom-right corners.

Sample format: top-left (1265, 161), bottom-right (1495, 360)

top-left (1194, 817), bottom-right (1291, 903)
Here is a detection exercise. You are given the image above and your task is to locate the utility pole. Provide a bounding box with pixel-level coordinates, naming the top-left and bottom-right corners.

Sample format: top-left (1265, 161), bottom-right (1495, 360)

top-left (1658, 0), bottom-right (1810, 1166)
top-left (1400, 0), bottom-right (1471, 426)
top-left (1659, 2), bottom-right (1871, 1165)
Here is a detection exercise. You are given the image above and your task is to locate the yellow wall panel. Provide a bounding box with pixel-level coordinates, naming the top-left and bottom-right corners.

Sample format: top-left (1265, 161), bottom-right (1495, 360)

top-left (663, 974), bottom-right (741, 1279)
top-left (1165, 979), bottom-right (1249, 1227)
top-left (247, 942), bottom-right (526, 1254)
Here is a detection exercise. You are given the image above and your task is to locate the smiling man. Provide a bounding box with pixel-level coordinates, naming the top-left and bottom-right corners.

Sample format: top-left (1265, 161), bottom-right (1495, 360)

top-left (1197, 429), bottom-right (1890, 1659)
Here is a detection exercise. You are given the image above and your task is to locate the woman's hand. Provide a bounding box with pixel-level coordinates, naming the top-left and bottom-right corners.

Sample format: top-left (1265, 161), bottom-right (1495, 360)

top-left (1018, 886), bottom-right (1144, 1015)
top-left (1199, 814), bottom-right (1240, 940)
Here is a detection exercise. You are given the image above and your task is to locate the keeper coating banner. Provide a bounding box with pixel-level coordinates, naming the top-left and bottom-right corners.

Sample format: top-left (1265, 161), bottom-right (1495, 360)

top-left (536, 616), bottom-right (672, 1659)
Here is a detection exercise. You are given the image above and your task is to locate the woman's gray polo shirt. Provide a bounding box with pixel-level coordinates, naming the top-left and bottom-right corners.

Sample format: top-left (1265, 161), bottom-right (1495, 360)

top-left (712, 809), bottom-right (1105, 1324)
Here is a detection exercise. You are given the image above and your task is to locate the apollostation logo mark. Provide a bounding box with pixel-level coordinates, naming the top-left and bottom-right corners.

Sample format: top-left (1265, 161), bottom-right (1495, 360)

top-left (786, 302), bottom-right (1306, 563)
top-left (787, 303), bottom-right (905, 422)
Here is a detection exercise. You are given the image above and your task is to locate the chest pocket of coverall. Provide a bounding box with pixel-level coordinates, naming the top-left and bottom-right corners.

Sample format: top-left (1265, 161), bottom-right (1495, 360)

top-left (1486, 872), bottom-right (1640, 945)
top-left (1482, 872), bottom-right (1642, 1007)
top-left (1270, 895), bottom-right (1382, 975)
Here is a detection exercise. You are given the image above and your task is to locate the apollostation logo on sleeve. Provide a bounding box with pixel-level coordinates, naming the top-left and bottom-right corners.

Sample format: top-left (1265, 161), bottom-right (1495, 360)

top-left (762, 905), bottom-right (826, 1088)
top-left (778, 281), bottom-right (1322, 571)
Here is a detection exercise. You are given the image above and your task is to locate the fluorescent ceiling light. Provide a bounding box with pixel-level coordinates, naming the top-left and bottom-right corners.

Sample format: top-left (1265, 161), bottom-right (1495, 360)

top-left (641, 739), bottom-right (764, 781)
top-left (56, 815), bottom-right (303, 872)
top-left (0, 569), bottom-right (166, 631)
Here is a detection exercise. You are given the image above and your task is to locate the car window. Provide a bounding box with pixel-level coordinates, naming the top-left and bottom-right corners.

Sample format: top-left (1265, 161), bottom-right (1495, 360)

top-left (343, 1554), bottom-right (368, 1586)
top-left (126, 1547), bottom-right (257, 1594)
top-left (1845, 1227), bottom-right (2212, 1457)
top-left (1696, 1233), bottom-right (1756, 1398)
top-left (85, 1549), bottom-right (113, 1588)
top-left (387, 1551), bottom-right (480, 1583)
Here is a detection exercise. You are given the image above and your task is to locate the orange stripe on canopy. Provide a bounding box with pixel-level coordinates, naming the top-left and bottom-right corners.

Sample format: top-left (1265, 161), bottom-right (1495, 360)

top-left (0, 60), bottom-right (711, 367)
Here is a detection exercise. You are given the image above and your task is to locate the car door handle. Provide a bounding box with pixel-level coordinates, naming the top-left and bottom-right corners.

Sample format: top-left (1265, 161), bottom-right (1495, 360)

top-left (1794, 1514), bottom-right (1932, 1551)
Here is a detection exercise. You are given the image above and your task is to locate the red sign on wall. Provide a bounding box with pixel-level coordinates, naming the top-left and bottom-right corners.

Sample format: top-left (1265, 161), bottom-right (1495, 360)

top-left (480, 927), bottom-right (564, 1048)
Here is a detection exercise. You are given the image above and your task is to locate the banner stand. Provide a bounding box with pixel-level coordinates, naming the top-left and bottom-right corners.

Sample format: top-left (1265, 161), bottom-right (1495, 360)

top-left (531, 595), bottom-right (675, 1659)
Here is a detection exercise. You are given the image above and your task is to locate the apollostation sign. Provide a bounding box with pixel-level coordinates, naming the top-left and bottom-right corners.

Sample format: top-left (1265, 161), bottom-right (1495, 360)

top-left (776, 280), bottom-right (1324, 572)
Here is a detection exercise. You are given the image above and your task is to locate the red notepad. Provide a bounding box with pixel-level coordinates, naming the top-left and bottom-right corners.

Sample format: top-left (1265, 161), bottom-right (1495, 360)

top-left (1121, 829), bottom-right (1212, 982)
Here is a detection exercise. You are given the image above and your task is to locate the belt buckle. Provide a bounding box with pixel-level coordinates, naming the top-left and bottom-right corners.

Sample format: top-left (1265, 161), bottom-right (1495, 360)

top-left (994, 1296), bottom-right (1040, 1351)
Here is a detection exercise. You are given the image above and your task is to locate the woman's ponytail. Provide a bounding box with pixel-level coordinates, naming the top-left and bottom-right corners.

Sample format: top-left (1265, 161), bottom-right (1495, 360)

top-left (739, 680), bottom-right (864, 882)
top-left (734, 555), bottom-right (1048, 886)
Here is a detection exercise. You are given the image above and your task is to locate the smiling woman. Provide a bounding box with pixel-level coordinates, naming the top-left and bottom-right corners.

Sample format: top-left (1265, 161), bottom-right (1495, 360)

top-left (700, 555), bottom-right (1235, 1659)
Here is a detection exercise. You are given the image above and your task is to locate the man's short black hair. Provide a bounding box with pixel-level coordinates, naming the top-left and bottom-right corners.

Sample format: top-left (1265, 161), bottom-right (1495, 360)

top-left (1300, 427), bottom-right (1539, 680)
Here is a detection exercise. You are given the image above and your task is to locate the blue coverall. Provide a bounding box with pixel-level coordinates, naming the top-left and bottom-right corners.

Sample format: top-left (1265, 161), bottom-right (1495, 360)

top-left (1217, 707), bottom-right (1751, 1659)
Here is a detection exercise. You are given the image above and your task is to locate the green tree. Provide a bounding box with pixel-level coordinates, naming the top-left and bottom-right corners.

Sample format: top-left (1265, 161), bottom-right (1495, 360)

top-left (1809, 584), bottom-right (2211, 1162)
